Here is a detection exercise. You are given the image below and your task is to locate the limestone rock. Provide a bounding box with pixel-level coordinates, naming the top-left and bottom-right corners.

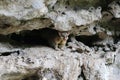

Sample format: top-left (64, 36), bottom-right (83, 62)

top-left (0, 0), bottom-right (119, 80)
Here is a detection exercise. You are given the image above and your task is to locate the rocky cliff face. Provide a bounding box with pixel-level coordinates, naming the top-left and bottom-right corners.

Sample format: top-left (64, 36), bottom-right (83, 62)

top-left (0, 0), bottom-right (120, 80)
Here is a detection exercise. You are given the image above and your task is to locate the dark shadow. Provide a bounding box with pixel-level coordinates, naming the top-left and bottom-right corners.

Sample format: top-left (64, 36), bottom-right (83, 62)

top-left (75, 34), bottom-right (101, 47)
top-left (0, 28), bottom-right (60, 48)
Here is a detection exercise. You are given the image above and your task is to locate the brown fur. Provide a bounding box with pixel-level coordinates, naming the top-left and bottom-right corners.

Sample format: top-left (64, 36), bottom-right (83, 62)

top-left (37, 28), bottom-right (70, 50)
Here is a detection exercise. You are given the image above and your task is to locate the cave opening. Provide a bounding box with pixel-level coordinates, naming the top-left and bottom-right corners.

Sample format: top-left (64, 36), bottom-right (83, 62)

top-left (0, 28), bottom-right (61, 48)
top-left (75, 34), bottom-right (101, 47)
top-left (75, 33), bottom-right (120, 47)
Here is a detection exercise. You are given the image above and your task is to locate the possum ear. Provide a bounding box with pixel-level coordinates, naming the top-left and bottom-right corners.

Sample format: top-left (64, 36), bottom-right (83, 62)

top-left (58, 31), bottom-right (70, 37)
top-left (58, 32), bottom-right (62, 36)
top-left (67, 31), bottom-right (70, 35)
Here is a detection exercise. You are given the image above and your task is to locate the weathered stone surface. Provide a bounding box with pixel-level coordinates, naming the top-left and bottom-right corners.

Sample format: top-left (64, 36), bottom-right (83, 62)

top-left (0, 40), bottom-right (119, 80)
top-left (0, 0), bottom-right (48, 20)
top-left (109, 1), bottom-right (120, 18)
top-left (0, 17), bottom-right (52, 35)
top-left (0, 43), bottom-right (82, 80)
top-left (0, 0), bottom-right (102, 34)
top-left (0, 0), bottom-right (119, 80)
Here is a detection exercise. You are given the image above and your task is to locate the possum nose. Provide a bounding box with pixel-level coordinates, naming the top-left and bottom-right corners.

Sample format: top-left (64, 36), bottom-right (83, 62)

top-left (64, 37), bottom-right (68, 40)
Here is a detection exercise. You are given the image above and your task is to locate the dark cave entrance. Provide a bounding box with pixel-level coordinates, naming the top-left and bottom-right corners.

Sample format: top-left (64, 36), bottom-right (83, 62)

top-left (0, 28), bottom-right (59, 47)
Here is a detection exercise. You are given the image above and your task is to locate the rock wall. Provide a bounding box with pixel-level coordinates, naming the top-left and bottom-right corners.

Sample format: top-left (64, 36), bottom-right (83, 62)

top-left (0, 0), bottom-right (120, 80)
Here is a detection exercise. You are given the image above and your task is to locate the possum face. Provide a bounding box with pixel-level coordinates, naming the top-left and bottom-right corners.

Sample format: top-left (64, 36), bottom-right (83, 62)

top-left (59, 32), bottom-right (70, 40)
